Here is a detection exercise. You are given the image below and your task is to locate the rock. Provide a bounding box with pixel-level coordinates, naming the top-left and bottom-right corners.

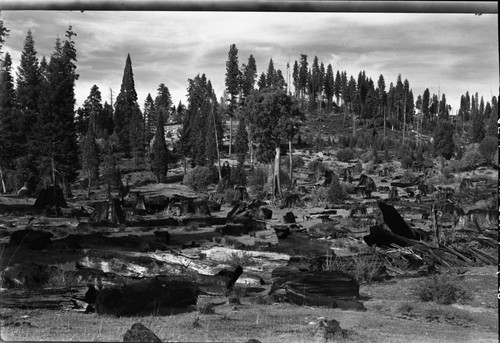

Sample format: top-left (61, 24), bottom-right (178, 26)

top-left (123, 323), bottom-right (161, 342)
top-left (8, 229), bottom-right (53, 250)
top-left (246, 340), bottom-right (262, 343)
top-left (283, 212), bottom-right (296, 224)
top-left (96, 276), bottom-right (199, 316)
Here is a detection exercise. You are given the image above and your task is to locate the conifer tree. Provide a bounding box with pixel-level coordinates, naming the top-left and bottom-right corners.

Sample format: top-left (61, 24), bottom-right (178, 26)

top-left (471, 112), bottom-right (485, 143)
top-left (225, 44), bottom-right (239, 157)
top-left (143, 93), bottom-right (156, 145)
top-left (150, 105), bottom-right (168, 183)
top-left (235, 116), bottom-right (248, 164)
top-left (114, 53), bottom-right (140, 156)
top-left (35, 27), bottom-right (80, 195)
top-left (257, 72), bottom-right (266, 90)
top-left (324, 64), bottom-right (334, 112)
top-left (155, 83), bottom-right (172, 123)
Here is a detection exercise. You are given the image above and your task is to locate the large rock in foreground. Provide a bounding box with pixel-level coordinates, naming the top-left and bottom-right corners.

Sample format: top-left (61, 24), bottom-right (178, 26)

top-left (95, 276), bottom-right (200, 316)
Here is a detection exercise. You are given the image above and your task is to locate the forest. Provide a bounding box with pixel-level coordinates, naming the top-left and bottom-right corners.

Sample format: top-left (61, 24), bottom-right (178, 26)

top-left (0, 23), bottom-right (497, 196)
top-left (0, 20), bottom-right (498, 343)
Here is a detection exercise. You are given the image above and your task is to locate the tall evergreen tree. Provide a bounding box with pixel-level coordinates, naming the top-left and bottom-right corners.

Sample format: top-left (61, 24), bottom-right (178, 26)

top-left (155, 83), bottom-right (172, 123)
top-left (225, 44), bottom-right (239, 157)
top-left (241, 54), bottom-right (257, 102)
top-left (324, 64), bottom-right (334, 112)
top-left (292, 60), bottom-right (299, 97)
top-left (143, 93), bottom-right (156, 145)
top-left (434, 120), bottom-right (455, 160)
top-left (114, 53), bottom-right (140, 156)
top-left (334, 70), bottom-right (341, 106)
top-left (257, 72), bottom-right (266, 90)
top-left (266, 58), bottom-right (276, 88)
top-left (35, 27), bottom-right (80, 194)
top-left (422, 88), bottom-right (430, 128)
top-left (471, 111), bottom-right (486, 143)
top-left (235, 116), bottom-right (248, 164)
top-left (150, 104), bottom-right (168, 183)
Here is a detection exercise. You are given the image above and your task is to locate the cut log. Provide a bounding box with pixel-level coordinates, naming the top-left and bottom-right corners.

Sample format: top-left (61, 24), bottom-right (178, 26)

top-left (95, 276), bottom-right (200, 316)
top-left (270, 266), bottom-right (364, 311)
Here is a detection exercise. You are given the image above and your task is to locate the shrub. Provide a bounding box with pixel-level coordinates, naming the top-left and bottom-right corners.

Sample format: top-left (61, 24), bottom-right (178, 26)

top-left (230, 163), bottom-right (247, 186)
top-left (412, 275), bottom-right (472, 305)
top-left (459, 145), bottom-right (483, 171)
top-left (247, 166), bottom-right (268, 198)
top-left (479, 136), bottom-right (497, 164)
top-left (364, 160), bottom-right (375, 174)
top-left (323, 253), bottom-right (382, 283)
top-left (360, 150), bottom-right (374, 163)
top-left (197, 299), bottom-right (215, 314)
top-left (401, 156), bottom-right (413, 169)
top-left (336, 148), bottom-right (354, 162)
top-left (183, 165), bottom-right (218, 192)
top-left (326, 175), bottom-right (348, 204)
top-left (308, 159), bottom-right (328, 179)
top-left (223, 252), bottom-right (257, 268)
top-left (223, 188), bottom-right (241, 206)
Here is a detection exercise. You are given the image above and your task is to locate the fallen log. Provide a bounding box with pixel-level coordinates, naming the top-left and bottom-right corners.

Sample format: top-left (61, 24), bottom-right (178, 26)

top-left (363, 225), bottom-right (425, 248)
top-left (95, 276), bottom-right (200, 316)
top-left (270, 266), bottom-right (364, 311)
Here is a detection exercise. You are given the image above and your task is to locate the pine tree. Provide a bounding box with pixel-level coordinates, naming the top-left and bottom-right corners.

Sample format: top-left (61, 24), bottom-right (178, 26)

top-left (143, 93), bottom-right (156, 146)
top-left (35, 27), bottom-right (80, 195)
top-left (155, 83), bottom-right (172, 123)
top-left (235, 116), bottom-right (248, 164)
top-left (102, 132), bottom-right (120, 195)
top-left (151, 105), bottom-right (168, 183)
top-left (471, 112), bottom-right (486, 143)
top-left (257, 72), bottom-right (266, 90)
top-left (434, 120), bottom-right (455, 160)
top-left (225, 44), bottom-right (239, 157)
top-left (114, 53), bottom-right (139, 156)
top-left (241, 54), bottom-right (257, 102)
top-left (324, 64), bottom-right (334, 112)
top-left (292, 60), bottom-right (299, 98)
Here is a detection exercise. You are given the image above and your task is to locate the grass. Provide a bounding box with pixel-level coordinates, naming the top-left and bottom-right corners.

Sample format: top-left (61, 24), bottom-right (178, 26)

top-left (1, 298), bottom-right (496, 343)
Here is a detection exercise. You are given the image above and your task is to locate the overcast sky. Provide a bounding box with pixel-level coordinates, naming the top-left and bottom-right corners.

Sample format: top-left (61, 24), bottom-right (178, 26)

top-left (1, 10), bottom-right (498, 113)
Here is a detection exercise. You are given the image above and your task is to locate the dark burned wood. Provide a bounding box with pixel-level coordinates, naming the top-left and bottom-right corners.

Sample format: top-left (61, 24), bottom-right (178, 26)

top-left (270, 266), bottom-right (364, 310)
top-left (95, 276), bottom-right (200, 316)
top-left (89, 198), bottom-right (126, 225)
top-left (0, 286), bottom-right (86, 310)
top-left (377, 201), bottom-right (422, 240)
top-left (363, 225), bottom-right (423, 248)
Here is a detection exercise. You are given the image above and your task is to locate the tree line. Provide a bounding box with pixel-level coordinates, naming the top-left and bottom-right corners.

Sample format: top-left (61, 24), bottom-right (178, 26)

top-left (0, 22), bottom-right (497, 197)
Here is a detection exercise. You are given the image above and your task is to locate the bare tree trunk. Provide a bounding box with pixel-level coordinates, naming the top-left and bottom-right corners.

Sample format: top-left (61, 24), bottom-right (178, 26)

top-left (229, 117), bottom-right (233, 157)
top-left (0, 166), bottom-right (6, 194)
top-left (87, 171), bottom-right (92, 197)
top-left (212, 106), bottom-right (222, 180)
top-left (289, 139), bottom-right (293, 187)
top-left (403, 92), bottom-right (407, 146)
top-left (273, 147), bottom-right (281, 199)
top-left (383, 107), bottom-right (386, 142)
top-left (352, 113), bottom-right (356, 136)
top-left (248, 123), bottom-right (253, 165)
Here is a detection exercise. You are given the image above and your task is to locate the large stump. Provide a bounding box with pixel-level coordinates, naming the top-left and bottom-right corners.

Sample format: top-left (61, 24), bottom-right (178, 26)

top-left (95, 276), bottom-right (200, 316)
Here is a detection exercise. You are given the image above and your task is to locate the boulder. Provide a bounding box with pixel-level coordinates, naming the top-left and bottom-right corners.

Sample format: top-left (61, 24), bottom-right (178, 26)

top-left (95, 276), bottom-right (199, 316)
top-left (123, 323), bottom-right (161, 342)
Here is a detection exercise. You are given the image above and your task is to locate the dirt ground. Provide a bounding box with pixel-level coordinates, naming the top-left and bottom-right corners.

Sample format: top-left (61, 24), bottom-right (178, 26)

top-left (1, 265), bottom-right (497, 342)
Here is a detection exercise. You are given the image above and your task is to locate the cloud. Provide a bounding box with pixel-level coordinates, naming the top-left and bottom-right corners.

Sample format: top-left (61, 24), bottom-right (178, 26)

top-left (1, 11), bottom-right (498, 112)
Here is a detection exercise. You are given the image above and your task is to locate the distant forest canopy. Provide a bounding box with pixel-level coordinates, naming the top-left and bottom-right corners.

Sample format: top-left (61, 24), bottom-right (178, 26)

top-left (0, 23), bottom-right (498, 195)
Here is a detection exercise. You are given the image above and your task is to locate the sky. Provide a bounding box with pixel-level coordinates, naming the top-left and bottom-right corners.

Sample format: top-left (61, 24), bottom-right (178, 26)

top-left (1, 10), bottom-right (498, 114)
